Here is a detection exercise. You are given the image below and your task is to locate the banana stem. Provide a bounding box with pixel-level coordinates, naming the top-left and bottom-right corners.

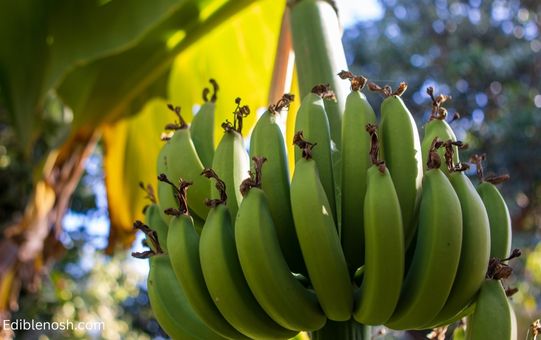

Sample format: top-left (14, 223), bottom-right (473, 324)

top-left (310, 319), bottom-right (371, 340)
top-left (365, 123), bottom-right (385, 173)
top-left (239, 156), bottom-right (267, 196)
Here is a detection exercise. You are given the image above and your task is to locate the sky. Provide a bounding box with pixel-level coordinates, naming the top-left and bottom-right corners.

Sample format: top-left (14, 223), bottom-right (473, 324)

top-left (336, 0), bottom-right (383, 27)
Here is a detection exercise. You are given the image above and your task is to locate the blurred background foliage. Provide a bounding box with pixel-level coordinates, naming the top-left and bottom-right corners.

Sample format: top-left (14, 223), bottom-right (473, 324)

top-left (0, 0), bottom-right (539, 338)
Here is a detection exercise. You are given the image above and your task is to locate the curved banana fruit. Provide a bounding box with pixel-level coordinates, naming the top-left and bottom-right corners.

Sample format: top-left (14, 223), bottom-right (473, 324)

top-left (427, 165), bottom-right (490, 326)
top-left (190, 79), bottom-right (218, 168)
top-left (156, 139), bottom-right (176, 223)
top-left (163, 104), bottom-right (210, 219)
top-left (211, 100), bottom-right (251, 222)
top-left (289, 0), bottom-right (350, 144)
top-left (421, 87), bottom-right (460, 174)
top-left (211, 129), bottom-right (249, 223)
top-left (161, 178), bottom-right (246, 339)
top-left (465, 280), bottom-right (517, 340)
top-left (478, 182), bottom-right (511, 259)
top-left (370, 82), bottom-right (423, 247)
top-left (235, 157), bottom-right (326, 331)
top-left (290, 133), bottom-right (352, 321)
top-left (353, 124), bottom-right (404, 325)
top-left (294, 86), bottom-right (337, 220)
top-left (147, 254), bottom-right (226, 340)
top-left (199, 170), bottom-right (297, 339)
top-left (472, 154), bottom-right (512, 259)
top-left (249, 95), bottom-right (305, 274)
top-left (339, 72), bottom-right (376, 273)
top-left (386, 141), bottom-right (462, 330)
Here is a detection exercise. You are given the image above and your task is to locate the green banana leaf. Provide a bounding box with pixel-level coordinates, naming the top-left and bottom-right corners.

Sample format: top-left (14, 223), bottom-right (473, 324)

top-left (57, 0), bottom-right (259, 131)
top-left (0, 0), bottom-right (187, 153)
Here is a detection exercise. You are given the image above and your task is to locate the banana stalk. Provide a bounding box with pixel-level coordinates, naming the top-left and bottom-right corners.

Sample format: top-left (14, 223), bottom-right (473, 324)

top-left (289, 0), bottom-right (349, 146)
top-left (311, 319), bottom-right (371, 340)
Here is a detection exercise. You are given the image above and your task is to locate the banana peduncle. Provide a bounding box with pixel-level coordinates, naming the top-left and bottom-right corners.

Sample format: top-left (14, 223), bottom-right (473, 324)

top-left (366, 123), bottom-right (385, 173)
top-left (292, 130), bottom-right (317, 160)
top-left (201, 168), bottom-right (228, 207)
top-left (131, 220), bottom-right (163, 258)
top-left (337, 70), bottom-right (368, 92)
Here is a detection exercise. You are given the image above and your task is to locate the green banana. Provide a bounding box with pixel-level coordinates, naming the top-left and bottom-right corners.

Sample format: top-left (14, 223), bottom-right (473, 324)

top-left (290, 132), bottom-right (352, 321)
top-left (156, 138), bottom-right (177, 223)
top-left (472, 154), bottom-right (512, 259)
top-left (190, 79), bottom-right (218, 168)
top-left (235, 157), bottom-right (326, 331)
top-left (427, 145), bottom-right (491, 326)
top-left (211, 99), bottom-right (250, 222)
top-left (199, 169), bottom-right (297, 339)
top-left (294, 86), bottom-right (337, 221)
top-left (289, 0), bottom-right (350, 145)
top-left (353, 124), bottom-right (404, 325)
top-left (160, 177), bottom-right (246, 339)
top-left (421, 87), bottom-right (460, 174)
top-left (370, 82), bottom-right (423, 247)
top-left (249, 94), bottom-right (305, 274)
top-left (478, 182), bottom-right (511, 259)
top-left (338, 71), bottom-right (376, 273)
top-left (162, 104), bottom-right (210, 220)
top-left (465, 280), bottom-right (517, 340)
top-left (146, 254), bottom-right (226, 340)
top-left (385, 140), bottom-right (463, 330)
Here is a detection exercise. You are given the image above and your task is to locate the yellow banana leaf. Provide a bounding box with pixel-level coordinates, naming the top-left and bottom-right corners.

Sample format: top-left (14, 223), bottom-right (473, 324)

top-left (103, 99), bottom-right (172, 251)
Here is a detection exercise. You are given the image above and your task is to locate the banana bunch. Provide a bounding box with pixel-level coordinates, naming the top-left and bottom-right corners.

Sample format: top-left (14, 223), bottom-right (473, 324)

top-left (130, 73), bottom-right (519, 340)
